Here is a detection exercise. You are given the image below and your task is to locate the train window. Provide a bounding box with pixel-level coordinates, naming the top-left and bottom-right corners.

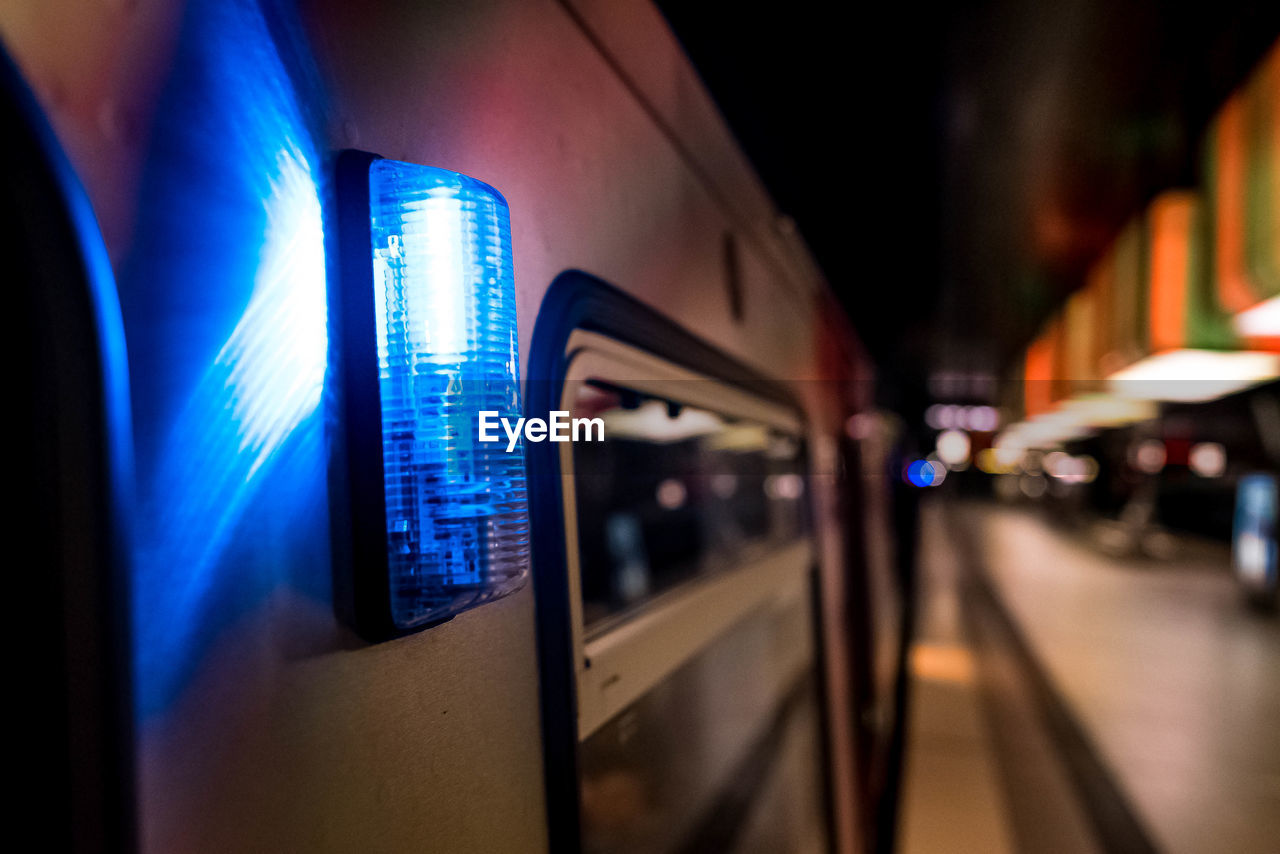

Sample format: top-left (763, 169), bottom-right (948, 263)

top-left (550, 329), bottom-right (829, 854)
top-left (578, 592), bottom-right (827, 854)
top-left (569, 387), bottom-right (809, 629)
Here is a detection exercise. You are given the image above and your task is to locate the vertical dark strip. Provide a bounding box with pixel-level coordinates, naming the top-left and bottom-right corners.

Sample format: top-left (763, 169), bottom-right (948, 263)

top-left (722, 231), bottom-right (745, 322)
top-left (4, 45), bottom-right (138, 853)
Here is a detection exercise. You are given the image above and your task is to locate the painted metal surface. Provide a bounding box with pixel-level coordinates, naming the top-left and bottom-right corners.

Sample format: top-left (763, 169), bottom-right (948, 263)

top-left (0, 1), bottom-right (863, 851)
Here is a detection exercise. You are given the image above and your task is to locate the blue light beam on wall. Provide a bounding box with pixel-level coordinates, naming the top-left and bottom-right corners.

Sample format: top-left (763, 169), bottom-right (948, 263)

top-left (221, 145), bottom-right (326, 479)
top-left (123, 0), bottom-right (329, 718)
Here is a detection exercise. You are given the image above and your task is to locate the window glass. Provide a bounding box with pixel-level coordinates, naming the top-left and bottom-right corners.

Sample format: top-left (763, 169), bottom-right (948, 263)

top-left (569, 382), bottom-right (808, 628)
top-left (578, 595), bottom-right (827, 854)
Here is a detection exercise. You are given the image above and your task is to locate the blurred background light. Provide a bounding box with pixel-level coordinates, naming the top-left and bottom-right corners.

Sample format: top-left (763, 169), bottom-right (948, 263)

top-left (1234, 296), bottom-right (1280, 338)
top-left (1060, 396), bottom-right (1157, 428)
top-left (764, 473), bottom-right (806, 500)
top-left (1132, 438), bottom-right (1169, 474)
top-left (925, 404), bottom-right (952, 430)
top-left (906, 460), bottom-right (940, 488)
top-left (935, 429), bottom-right (972, 468)
top-left (1189, 442), bottom-right (1228, 478)
top-left (926, 403), bottom-right (1001, 432)
top-left (656, 478), bottom-right (687, 510)
top-left (967, 405), bottom-right (1000, 432)
top-left (1044, 451), bottom-right (1099, 483)
top-left (604, 401), bottom-right (724, 443)
top-left (1107, 349), bottom-right (1280, 401)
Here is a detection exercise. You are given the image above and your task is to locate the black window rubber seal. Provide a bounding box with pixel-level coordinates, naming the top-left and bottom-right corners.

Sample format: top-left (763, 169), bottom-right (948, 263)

top-left (525, 270), bottom-right (810, 854)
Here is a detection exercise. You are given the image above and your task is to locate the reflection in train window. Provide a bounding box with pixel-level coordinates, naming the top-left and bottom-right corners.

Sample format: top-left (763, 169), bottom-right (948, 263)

top-left (578, 596), bottom-right (828, 854)
top-left (569, 383), bottom-right (809, 629)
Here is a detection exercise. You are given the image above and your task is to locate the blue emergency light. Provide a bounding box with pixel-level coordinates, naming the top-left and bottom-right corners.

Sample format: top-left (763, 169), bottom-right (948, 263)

top-left (334, 151), bottom-right (529, 640)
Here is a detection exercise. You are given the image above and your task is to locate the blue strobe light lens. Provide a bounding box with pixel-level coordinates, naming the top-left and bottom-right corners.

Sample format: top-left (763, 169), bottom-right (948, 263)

top-left (338, 153), bottom-right (529, 636)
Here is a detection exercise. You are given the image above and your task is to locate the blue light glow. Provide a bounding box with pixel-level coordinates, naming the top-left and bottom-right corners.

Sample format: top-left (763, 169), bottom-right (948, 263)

top-left (220, 144), bottom-right (327, 478)
top-left (907, 460), bottom-right (937, 488)
top-left (368, 160), bottom-right (530, 628)
top-left (122, 0), bottom-right (330, 717)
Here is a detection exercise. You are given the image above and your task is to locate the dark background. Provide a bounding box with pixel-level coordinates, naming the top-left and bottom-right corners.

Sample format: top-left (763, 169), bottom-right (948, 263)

top-left (657, 1), bottom-right (1280, 413)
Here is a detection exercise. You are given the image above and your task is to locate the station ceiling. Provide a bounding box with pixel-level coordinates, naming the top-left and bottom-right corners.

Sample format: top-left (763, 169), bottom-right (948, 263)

top-left (658, 0), bottom-right (1280, 406)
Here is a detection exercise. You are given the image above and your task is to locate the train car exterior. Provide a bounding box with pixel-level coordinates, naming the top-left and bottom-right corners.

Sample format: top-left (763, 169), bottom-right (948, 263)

top-left (4, 1), bottom-right (903, 852)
